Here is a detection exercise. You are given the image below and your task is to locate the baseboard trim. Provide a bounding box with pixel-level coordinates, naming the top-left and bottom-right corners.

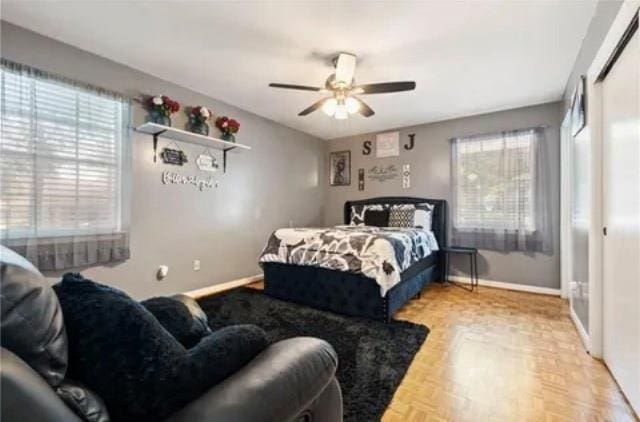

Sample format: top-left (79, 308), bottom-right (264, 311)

top-left (184, 274), bottom-right (263, 299)
top-left (448, 275), bottom-right (561, 296)
top-left (570, 303), bottom-right (591, 352)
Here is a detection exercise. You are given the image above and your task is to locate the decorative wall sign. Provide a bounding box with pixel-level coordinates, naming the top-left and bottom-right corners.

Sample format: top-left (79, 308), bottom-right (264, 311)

top-left (330, 150), bottom-right (351, 186)
top-left (367, 165), bottom-right (399, 183)
top-left (362, 140), bottom-right (372, 155)
top-left (402, 164), bottom-right (411, 189)
top-left (161, 148), bottom-right (188, 166)
top-left (404, 133), bottom-right (415, 150)
top-left (162, 171), bottom-right (215, 191)
top-left (571, 75), bottom-right (586, 136)
top-left (376, 131), bottom-right (400, 158)
top-left (358, 168), bottom-right (365, 191)
top-left (196, 153), bottom-right (218, 172)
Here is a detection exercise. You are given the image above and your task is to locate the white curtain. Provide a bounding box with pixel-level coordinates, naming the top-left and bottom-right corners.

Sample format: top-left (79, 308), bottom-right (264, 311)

top-left (0, 59), bottom-right (132, 270)
top-left (451, 127), bottom-right (552, 253)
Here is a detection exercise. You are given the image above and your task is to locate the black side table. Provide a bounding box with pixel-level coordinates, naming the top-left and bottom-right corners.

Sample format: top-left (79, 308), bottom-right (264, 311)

top-left (443, 246), bottom-right (479, 292)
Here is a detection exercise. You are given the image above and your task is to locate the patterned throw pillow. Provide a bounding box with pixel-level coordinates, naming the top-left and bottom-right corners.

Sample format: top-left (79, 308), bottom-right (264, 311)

top-left (388, 208), bottom-right (416, 227)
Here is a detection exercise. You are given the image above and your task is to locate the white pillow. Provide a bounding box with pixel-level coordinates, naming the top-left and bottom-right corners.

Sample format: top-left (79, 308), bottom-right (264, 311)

top-left (414, 203), bottom-right (434, 230)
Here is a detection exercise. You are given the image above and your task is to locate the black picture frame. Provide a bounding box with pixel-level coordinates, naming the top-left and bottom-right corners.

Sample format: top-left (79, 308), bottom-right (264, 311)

top-left (330, 150), bottom-right (351, 186)
top-left (571, 76), bottom-right (586, 136)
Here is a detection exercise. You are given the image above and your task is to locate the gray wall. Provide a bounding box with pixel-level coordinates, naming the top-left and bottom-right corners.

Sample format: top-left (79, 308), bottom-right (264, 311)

top-left (1, 22), bottom-right (326, 299)
top-left (563, 0), bottom-right (623, 111)
top-left (324, 102), bottom-right (563, 289)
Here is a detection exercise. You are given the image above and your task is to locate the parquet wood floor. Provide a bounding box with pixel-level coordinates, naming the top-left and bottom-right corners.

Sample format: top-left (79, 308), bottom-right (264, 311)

top-left (383, 283), bottom-right (637, 422)
top-left (246, 282), bottom-right (637, 421)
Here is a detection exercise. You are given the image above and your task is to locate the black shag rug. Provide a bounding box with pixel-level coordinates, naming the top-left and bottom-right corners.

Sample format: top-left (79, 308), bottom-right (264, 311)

top-left (198, 288), bottom-right (429, 421)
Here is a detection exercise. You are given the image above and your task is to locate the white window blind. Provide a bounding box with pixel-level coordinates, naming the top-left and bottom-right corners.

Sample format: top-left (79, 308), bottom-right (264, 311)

top-left (454, 130), bottom-right (534, 231)
top-left (451, 127), bottom-right (552, 253)
top-left (1, 67), bottom-right (126, 237)
top-left (0, 59), bottom-right (131, 270)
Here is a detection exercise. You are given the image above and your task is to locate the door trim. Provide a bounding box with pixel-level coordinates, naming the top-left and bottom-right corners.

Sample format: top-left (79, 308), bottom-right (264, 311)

top-left (560, 110), bottom-right (572, 300)
top-left (584, 0), bottom-right (639, 359)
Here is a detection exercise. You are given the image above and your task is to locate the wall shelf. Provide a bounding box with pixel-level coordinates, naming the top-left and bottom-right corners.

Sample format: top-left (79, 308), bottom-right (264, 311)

top-left (135, 122), bottom-right (250, 172)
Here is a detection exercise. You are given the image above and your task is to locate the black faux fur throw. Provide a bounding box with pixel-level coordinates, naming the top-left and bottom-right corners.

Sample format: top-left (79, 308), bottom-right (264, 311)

top-left (141, 296), bottom-right (210, 348)
top-left (53, 273), bottom-right (268, 422)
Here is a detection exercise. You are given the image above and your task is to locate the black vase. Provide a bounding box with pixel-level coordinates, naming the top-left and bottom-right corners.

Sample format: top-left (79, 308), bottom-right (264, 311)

top-left (149, 110), bottom-right (171, 126)
top-left (220, 132), bottom-right (235, 143)
top-left (190, 122), bottom-right (210, 136)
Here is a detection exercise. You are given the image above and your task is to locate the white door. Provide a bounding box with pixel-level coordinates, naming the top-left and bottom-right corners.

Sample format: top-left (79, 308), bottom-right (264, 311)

top-left (602, 26), bottom-right (640, 415)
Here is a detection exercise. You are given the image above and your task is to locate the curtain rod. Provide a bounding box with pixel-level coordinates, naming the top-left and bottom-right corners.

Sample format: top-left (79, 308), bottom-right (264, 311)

top-left (449, 124), bottom-right (550, 142)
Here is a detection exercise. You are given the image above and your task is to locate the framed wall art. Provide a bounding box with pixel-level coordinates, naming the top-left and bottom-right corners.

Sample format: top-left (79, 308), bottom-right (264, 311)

top-left (571, 75), bottom-right (586, 136)
top-left (330, 150), bottom-right (351, 186)
top-left (376, 131), bottom-right (400, 157)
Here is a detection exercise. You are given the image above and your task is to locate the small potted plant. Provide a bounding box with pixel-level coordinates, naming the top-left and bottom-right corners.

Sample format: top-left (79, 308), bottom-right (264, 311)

top-left (146, 95), bottom-right (180, 126)
top-left (215, 116), bottom-right (240, 142)
top-left (188, 106), bottom-right (212, 136)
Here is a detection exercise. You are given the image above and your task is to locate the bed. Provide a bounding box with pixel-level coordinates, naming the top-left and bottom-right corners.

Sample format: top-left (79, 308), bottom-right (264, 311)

top-left (259, 197), bottom-right (448, 321)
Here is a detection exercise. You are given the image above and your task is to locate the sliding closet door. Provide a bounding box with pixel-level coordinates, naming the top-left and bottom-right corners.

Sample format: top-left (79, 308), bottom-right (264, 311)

top-left (602, 26), bottom-right (639, 415)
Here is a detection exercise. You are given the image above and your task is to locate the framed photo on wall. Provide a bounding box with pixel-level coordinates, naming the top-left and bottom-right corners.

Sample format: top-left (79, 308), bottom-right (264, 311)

top-left (571, 75), bottom-right (586, 136)
top-left (376, 131), bottom-right (400, 157)
top-left (330, 150), bottom-right (351, 186)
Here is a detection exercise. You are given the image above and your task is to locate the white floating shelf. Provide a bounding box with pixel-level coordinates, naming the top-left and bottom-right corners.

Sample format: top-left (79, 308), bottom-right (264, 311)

top-left (136, 122), bottom-right (251, 152)
top-left (135, 122), bottom-right (250, 172)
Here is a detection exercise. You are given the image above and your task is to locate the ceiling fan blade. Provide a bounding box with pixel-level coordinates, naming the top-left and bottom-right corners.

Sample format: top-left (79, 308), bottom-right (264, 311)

top-left (269, 83), bottom-right (323, 92)
top-left (335, 53), bottom-right (356, 84)
top-left (353, 81), bottom-right (416, 95)
top-left (354, 97), bottom-right (375, 117)
top-left (298, 98), bottom-right (329, 116)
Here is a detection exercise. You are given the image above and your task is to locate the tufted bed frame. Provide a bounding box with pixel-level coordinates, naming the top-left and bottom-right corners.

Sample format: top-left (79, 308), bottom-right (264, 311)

top-left (263, 197), bottom-right (448, 321)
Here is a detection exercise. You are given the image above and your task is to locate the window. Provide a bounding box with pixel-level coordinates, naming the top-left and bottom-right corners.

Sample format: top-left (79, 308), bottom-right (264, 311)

top-left (0, 59), bottom-right (131, 269)
top-left (451, 127), bottom-right (552, 253)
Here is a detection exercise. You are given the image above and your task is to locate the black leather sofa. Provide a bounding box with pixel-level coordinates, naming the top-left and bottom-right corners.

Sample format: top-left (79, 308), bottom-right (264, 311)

top-left (0, 247), bottom-right (343, 422)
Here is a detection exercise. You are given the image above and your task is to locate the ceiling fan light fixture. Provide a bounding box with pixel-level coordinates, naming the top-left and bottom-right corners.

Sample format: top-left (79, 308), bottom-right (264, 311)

top-left (322, 98), bottom-right (338, 116)
top-left (345, 97), bottom-right (360, 114)
top-left (334, 104), bottom-right (348, 120)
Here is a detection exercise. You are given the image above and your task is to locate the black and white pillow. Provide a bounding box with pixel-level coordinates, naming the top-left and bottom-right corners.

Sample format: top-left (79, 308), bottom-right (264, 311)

top-left (350, 204), bottom-right (385, 225)
top-left (388, 208), bottom-right (415, 227)
top-left (414, 203), bottom-right (434, 230)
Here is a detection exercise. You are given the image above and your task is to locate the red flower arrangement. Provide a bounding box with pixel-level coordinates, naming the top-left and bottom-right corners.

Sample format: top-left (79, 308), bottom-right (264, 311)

top-left (189, 106), bottom-right (212, 124)
top-left (146, 95), bottom-right (180, 117)
top-left (215, 116), bottom-right (240, 134)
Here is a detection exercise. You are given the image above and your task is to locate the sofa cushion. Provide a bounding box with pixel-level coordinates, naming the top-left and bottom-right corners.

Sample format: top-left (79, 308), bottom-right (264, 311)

top-left (141, 295), bottom-right (211, 348)
top-left (53, 273), bottom-right (268, 422)
top-left (0, 246), bottom-right (68, 387)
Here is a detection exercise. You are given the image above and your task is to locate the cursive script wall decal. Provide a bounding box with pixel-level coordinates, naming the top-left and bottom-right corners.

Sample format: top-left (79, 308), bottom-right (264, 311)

top-left (162, 171), bottom-right (217, 191)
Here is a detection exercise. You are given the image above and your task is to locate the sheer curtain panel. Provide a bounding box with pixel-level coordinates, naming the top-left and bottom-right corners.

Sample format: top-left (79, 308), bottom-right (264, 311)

top-left (451, 127), bottom-right (552, 253)
top-left (0, 59), bottom-right (132, 270)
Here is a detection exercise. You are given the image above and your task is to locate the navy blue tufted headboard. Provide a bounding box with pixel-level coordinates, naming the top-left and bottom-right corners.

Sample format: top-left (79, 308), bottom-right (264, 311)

top-left (344, 197), bottom-right (448, 249)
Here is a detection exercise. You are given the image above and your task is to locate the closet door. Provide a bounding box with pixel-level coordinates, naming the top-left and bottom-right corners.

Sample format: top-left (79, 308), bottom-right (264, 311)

top-left (602, 25), bottom-right (639, 415)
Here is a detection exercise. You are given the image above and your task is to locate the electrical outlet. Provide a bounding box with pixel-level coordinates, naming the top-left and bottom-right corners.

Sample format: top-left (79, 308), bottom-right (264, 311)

top-left (157, 265), bottom-right (169, 281)
top-left (193, 260), bottom-right (200, 271)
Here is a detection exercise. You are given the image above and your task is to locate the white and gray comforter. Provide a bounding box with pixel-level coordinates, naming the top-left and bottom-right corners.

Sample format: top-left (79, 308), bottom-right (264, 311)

top-left (259, 226), bottom-right (439, 296)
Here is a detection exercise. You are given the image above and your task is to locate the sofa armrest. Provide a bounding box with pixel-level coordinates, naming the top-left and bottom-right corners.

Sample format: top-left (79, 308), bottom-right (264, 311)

top-left (1, 348), bottom-right (84, 422)
top-left (166, 337), bottom-right (342, 422)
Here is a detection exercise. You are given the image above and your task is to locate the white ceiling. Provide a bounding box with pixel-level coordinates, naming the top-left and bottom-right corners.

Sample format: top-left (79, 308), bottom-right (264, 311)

top-left (2, 1), bottom-right (596, 140)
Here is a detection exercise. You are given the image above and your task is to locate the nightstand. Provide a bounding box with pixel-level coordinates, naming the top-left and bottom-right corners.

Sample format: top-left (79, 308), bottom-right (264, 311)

top-left (443, 246), bottom-right (479, 292)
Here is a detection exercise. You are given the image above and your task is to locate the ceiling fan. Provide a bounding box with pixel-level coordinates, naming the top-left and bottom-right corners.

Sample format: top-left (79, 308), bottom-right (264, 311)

top-left (268, 53), bottom-right (416, 120)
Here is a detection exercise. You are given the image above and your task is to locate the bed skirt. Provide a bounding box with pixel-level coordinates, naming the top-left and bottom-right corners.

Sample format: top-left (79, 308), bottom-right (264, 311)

top-left (263, 262), bottom-right (437, 321)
